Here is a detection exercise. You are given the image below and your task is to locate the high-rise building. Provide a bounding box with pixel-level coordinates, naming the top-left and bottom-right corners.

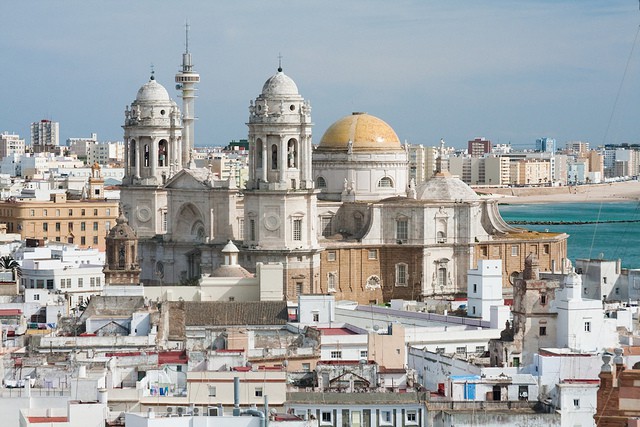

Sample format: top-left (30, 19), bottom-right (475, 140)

top-left (467, 137), bottom-right (491, 157)
top-left (535, 137), bottom-right (556, 153)
top-left (0, 132), bottom-right (25, 158)
top-left (30, 119), bottom-right (59, 153)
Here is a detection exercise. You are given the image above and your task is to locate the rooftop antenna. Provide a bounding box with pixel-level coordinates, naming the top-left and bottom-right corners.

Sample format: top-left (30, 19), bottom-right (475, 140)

top-left (185, 20), bottom-right (190, 54)
top-left (278, 52), bottom-right (283, 72)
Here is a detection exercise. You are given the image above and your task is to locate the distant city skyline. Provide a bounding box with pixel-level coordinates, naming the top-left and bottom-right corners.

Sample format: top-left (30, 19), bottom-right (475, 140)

top-left (2, 1), bottom-right (640, 149)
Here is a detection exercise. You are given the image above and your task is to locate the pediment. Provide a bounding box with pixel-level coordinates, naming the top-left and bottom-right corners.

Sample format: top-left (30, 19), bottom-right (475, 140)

top-left (165, 169), bottom-right (211, 190)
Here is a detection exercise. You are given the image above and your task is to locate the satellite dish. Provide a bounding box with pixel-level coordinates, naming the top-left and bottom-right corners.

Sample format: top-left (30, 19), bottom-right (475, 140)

top-left (373, 324), bottom-right (380, 331)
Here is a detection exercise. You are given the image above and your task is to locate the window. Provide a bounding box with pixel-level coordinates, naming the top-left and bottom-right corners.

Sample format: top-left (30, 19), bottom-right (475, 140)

top-left (94, 209), bottom-right (98, 216)
top-left (93, 236), bottom-right (99, 245)
top-left (396, 219), bottom-right (408, 241)
top-left (29, 209), bottom-right (35, 217)
top-left (473, 283), bottom-right (477, 293)
top-left (330, 350), bottom-right (342, 359)
top-left (573, 399), bottom-right (580, 408)
top-left (208, 386), bottom-right (217, 397)
top-left (68, 209), bottom-right (73, 216)
top-left (90, 277), bottom-right (96, 287)
top-left (296, 282), bottom-right (303, 296)
top-left (254, 387), bottom-right (263, 397)
top-left (321, 216), bottom-right (332, 237)
top-left (78, 278), bottom-right (83, 288)
top-left (66, 278), bottom-right (71, 288)
top-left (321, 411), bottom-right (332, 424)
top-left (511, 245), bottom-right (519, 256)
top-left (380, 410), bottom-right (392, 425)
top-left (456, 346), bottom-right (466, 355)
top-left (615, 287), bottom-right (620, 294)
top-left (302, 363), bottom-right (311, 372)
top-left (378, 177), bottom-right (393, 188)
top-left (293, 218), bottom-right (302, 241)
top-left (36, 279), bottom-right (44, 289)
top-left (603, 277), bottom-right (607, 284)
top-left (539, 326), bottom-right (547, 336)
top-left (56, 209), bottom-right (60, 217)
top-left (106, 208), bottom-right (111, 216)
top-left (33, 294), bottom-right (40, 301)
top-left (584, 321), bottom-right (591, 332)
top-left (360, 350), bottom-right (368, 359)
top-left (435, 347), bottom-right (445, 354)
top-left (55, 222), bottom-right (61, 231)
top-left (81, 209), bottom-right (85, 216)
top-left (46, 279), bottom-right (54, 290)
top-left (68, 222), bottom-right (73, 231)
top-left (81, 222), bottom-right (86, 231)
top-left (316, 176), bottom-right (327, 188)
top-left (396, 263), bottom-right (408, 286)
top-left (368, 249), bottom-right (377, 260)
top-left (93, 222), bottom-right (98, 231)
top-left (327, 272), bottom-right (336, 292)
top-left (475, 346), bottom-right (485, 353)
top-left (249, 219), bottom-right (256, 241)
top-left (437, 231), bottom-right (447, 244)
top-left (540, 294), bottom-right (547, 305)
top-left (327, 251), bottom-right (336, 261)
top-left (543, 244), bottom-right (550, 254)
top-left (406, 410), bottom-right (417, 423)
top-left (312, 313), bottom-right (319, 322)
top-left (43, 223), bottom-right (48, 232)
top-left (239, 218), bottom-right (245, 240)
top-left (480, 245), bottom-right (488, 256)
top-left (518, 385), bottom-right (529, 401)
top-left (43, 209), bottom-right (47, 217)
top-left (105, 221), bottom-right (111, 231)
top-left (80, 236), bottom-right (86, 245)
top-left (60, 279), bottom-right (65, 289)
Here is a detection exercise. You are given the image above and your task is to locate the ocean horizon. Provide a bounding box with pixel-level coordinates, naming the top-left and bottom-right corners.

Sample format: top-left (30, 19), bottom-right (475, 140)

top-left (498, 201), bottom-right (640, 269)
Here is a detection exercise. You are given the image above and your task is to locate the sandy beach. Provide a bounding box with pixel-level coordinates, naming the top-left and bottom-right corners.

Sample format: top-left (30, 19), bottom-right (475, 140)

top-left (474, 180), bottom-right (640, 204)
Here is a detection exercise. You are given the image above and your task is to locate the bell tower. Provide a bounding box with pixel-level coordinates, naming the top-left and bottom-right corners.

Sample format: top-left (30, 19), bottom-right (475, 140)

top-left (243, 65), bottom-right (320, 300)
top-left (120, 73), bottom-right (182, 237)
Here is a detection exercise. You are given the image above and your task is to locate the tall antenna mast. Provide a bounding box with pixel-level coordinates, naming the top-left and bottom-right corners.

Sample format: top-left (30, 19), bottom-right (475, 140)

top-left (175, 21), bottom-right (200, 168)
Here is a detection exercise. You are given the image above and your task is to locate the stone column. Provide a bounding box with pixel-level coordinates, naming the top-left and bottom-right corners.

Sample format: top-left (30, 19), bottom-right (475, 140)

top-left (261, 138), bottom-right (268, 182)
top-left (279, 135), bottom-right (287, 183)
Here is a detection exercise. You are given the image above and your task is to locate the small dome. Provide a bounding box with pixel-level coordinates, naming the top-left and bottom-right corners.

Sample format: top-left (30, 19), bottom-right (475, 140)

top-left (415, 174), bottom-right (479, 201)
top-left (211, 265), bottom-right (253, 278)
top-left (108, 212), bottom-right (137, 239)
top-left (136, 77), bottom-right (171, 103)
top-left (261, 69), bottom-right (299, 97)
top-left (318, 113), bottom-right (402, 151)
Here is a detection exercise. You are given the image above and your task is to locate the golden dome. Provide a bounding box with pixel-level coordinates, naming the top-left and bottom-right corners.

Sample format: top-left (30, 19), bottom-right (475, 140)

top-left (318, 113), bottom-right (402, 151)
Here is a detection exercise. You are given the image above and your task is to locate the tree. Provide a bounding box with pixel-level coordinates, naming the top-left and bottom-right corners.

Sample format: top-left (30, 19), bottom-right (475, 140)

top-left (0, 255), bottom-right (21, 281)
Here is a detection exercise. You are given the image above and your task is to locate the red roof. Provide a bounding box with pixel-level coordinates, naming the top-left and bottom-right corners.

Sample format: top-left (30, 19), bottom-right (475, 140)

top-left (232, 366), bottom-right (252, 372)
top-left (318, 328), bottom-right (358, 336)
top-left (28, 417), bottom-right (68, 423)
top-left (562, 379), bottom-right (600, 384)
top-left (158, 350), bottom-right (187, 365)
top-left (0, 309), bottom-right (22, 316)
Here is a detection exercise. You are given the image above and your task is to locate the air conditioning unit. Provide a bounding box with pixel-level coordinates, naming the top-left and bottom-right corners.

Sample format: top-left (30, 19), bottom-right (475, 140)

top-left (166, 406), bottom-right (175, 416)
top-left (191, 406), bottom-right (202, 416)
top-left (176, 406), bottom-right (187, 417)
top-left (207, 406), bottom-right (220, 417)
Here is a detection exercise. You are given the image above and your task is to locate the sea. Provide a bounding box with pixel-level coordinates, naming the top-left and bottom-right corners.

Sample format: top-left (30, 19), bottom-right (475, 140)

top-left (498, 201), bottom-right (640, 269)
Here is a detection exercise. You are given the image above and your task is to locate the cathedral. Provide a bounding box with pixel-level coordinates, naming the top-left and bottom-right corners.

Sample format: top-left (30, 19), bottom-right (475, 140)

top-left (119, 50), bottom-right (568, 304)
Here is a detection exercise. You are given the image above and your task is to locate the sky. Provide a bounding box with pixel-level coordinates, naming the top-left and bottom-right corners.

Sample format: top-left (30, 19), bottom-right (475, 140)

top-left (2, 1), bottom-right (640, 149)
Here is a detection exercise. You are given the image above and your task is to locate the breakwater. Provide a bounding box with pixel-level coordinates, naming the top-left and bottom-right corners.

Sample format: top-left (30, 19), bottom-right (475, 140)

top-left (507, 219), bottom-right (640, 225)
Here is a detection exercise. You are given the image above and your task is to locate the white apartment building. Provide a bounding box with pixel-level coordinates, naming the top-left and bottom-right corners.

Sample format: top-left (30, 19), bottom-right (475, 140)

top-left (0, 132), bottom-right (25, 158)
top-left (17, 244), bottom-right (105, 310)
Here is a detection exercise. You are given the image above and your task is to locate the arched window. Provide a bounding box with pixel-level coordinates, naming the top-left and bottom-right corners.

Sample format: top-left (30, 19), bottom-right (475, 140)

top-left (378, 177), bottom-right (393, 188)
top-left (437, 230), bottom-right (446, 244)
top-left (287, 138), bottom-right (298, 168)
top-left (316, 177), bottom-right (327, 188)
top-left (438, 267), bottom-right (447, 287)
top-left (158, 139), bottom-right (167, 167)
top-left (130, 139), bottom-right (136, 166)
top-left (271, 144), bottom-right (278, 169)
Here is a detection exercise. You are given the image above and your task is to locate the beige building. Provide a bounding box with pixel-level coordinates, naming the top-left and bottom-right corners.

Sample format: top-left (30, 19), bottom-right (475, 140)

top-left (0, 132), bottom-right (25, 158)
top-left (448, 156), bottom-right (510, 186)
top-left (407, 144), bottom-right (437, 184)
top-left (509, 159), bottom-right (552, 186)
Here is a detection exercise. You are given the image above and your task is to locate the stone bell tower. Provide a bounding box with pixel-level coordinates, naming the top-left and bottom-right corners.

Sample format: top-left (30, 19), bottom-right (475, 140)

top-left (243, 66), bottom-right (320, 299)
